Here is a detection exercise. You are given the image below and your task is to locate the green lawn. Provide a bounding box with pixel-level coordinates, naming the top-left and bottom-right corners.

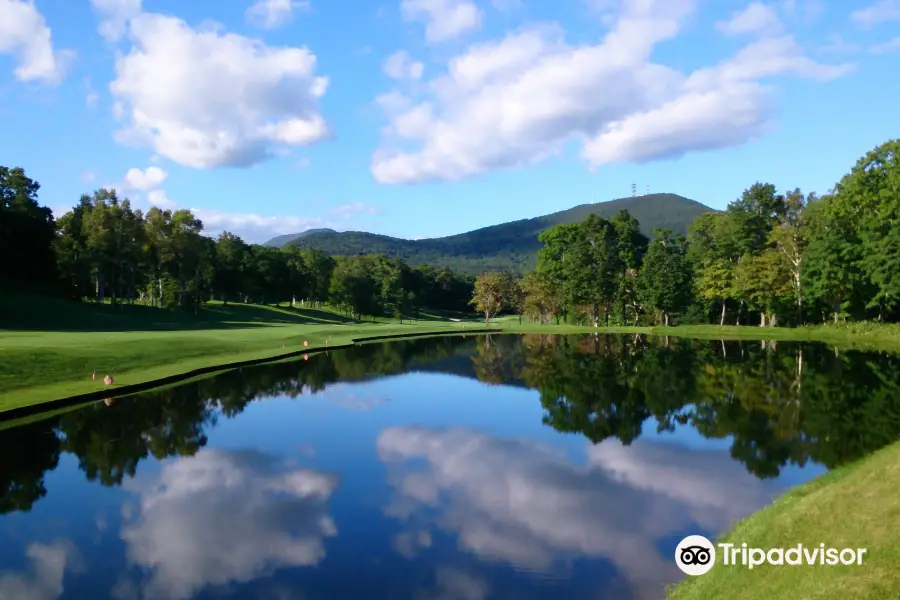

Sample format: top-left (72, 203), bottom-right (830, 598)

top-left (2, 293), bottom-right (900, 414)
top-left (0, 293), bottom-right (480, 412)
top-left (667, 440), bottom-right (900, 600)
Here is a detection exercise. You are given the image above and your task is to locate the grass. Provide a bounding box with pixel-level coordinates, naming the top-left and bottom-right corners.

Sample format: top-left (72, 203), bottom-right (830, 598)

top-left (2, 292), bottom-right (899, 414)
top-left (667, 439), bottom-right (900, 600)
top-left (0, 293), bottom-right (482, 413)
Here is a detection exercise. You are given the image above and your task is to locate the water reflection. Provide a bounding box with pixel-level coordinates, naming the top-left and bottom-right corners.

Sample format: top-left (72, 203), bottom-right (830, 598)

top-left (378, 428), bottom-right (781, 599)
top-left (1, 334), bottom-right (899, 599)
top-left (119, 450), bottom-right (338, 600)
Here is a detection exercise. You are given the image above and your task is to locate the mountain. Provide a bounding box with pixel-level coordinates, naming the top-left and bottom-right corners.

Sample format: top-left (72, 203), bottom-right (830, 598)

top-left (265, 228), bottom-right (337, 248)
top-left (274, 193), bottom-right (715, 274)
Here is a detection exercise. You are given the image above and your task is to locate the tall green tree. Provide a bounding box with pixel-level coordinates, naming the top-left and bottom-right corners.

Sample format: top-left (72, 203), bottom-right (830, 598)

top-left (637, 229), bottom-right (692, 326)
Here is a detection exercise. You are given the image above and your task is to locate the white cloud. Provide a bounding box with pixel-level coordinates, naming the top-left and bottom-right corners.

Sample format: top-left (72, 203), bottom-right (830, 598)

top-left (124, 166), bottom-right (168, 190)
top-left (121, 449), bottom-right (338, 600)
top-left (84, 77), bottom-right (100, 108)
top-left (0, 540), bottom-right (80, 600)
top-left (191, 208), bottom-right (335, 242)
top-left (110, 13), bottom-right (331, 169)
top-left (400, 0), bottom-right (482, 43)
top-left (147, 189), bottom-right (176, 209)
top-left (779, 0), bottom-right (824, 23)
top-left (246, 0), bottom-right (311, 30)
top-left (89, 0), bottom-right (142, 42)
top-left (870, 35), bottom-right (900, 53)
top-left (371, 1), bottom-right (852, 184)
top-left (0, 0), bottom-right (73, 84)
top-left (851, 0), bottom-right (900, 27)
top-left (821, 33), bottom-right (861, 53)
top-left (378, 427), bottom-right (788, 598)
top-left (383, 50), bottom-right (425, 80)
top-left (716, 2), bottom-right (783, 36)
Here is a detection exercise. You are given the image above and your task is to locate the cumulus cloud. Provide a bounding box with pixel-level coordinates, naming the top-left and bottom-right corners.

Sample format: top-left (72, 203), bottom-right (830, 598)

top-left (110, 13), bottom-right (331, 168)
top-left (0, 0), bottom-right (73, 84)
top-left (191, 208), bottom-right (335, 242)
top-left (400, 0), bottom-right (482, 43)
top-left (821, 33), bottom-right (861, 53)
top-left (851, 0), bottom-right (900, 27)
top-left (0, 540), bottom-right (80, 600)
top-left (89, 0), bottom-right (141, 42)
top-left (124, 166), bottom-right (168, 190)
top-left (120, 449), bottom-right (339, 600)
top-left (246, 0), bottom-right (311, 30)
top-left (371, 0), bottom-right (851, 184)
top-left (716, 2), bottom-right (783, 35)
top-left (384, 50), bottom-right (425, 80)
top-left (378, 427), bottom-right (789, 598)
top-left (870, 35), bottom-right (900, 53)
top-left (147, 189), bottom-right (176, 209)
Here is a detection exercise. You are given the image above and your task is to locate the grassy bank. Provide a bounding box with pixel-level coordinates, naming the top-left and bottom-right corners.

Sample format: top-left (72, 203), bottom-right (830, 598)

top-left (667, 439), bottom-right (900, 600)
top-left (0, 293), bottom-right (482, 413)
top-left (2, 293), bottom-right (900, 414)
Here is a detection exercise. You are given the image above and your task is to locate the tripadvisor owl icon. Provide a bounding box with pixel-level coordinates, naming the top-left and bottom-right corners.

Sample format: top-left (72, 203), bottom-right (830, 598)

top-left (675, 535), bottom-right (716, 576)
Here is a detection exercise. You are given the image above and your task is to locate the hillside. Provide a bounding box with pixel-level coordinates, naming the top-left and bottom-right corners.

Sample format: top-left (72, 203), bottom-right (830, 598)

top-left (266, 228), bottom-right (337, 249)
top-left (269, 193), bottom-right (715, 274)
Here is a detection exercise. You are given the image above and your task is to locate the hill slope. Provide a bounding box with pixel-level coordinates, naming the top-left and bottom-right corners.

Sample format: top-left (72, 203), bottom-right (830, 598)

top-left (276, 193), bottom-right (715, 274)
top-left (265, 228), bottom-right (337, 249)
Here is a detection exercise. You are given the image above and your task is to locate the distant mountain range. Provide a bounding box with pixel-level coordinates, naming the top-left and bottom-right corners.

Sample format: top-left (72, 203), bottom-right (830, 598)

top-left (264, 193), bottom-right (715, 274)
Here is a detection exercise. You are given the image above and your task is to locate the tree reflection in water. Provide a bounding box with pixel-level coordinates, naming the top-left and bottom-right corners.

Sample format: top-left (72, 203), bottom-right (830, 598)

top-left (2, 333), bottom-right (900, 514)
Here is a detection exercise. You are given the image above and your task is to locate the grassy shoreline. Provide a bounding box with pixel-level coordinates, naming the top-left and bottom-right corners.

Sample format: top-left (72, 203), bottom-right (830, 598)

top-left (667, 440), bottom-right (900, 600)
top-left (2, 294), bottom-right (899, 415)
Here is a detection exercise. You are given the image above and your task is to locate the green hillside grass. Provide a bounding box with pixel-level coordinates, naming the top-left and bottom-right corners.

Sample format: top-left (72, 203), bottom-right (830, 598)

top-left (274, 193), bottom-right (715, 273)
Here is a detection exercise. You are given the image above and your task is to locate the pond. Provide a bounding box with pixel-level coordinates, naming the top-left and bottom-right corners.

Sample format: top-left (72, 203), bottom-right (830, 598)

top-left (1, 333), bottom-right (900, 600)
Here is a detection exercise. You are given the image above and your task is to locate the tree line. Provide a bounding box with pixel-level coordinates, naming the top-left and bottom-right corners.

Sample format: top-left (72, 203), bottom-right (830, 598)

top-left (471, 139), bottom-right (900, 327)
top-left (0, 180), bottom-right (474, 318)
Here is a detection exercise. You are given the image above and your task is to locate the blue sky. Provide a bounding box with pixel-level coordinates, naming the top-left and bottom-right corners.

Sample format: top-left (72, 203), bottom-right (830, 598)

top-left (0, 0), bottom-right (898, 243)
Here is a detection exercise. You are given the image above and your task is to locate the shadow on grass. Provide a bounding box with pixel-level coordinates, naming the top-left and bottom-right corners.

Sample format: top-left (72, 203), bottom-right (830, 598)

top-left (0, 293), bottom-right (360, 333)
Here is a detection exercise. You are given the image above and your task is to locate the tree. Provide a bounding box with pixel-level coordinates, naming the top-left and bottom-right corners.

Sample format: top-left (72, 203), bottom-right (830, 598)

top-left (637, 229), bottom-right (692, 326)
top-left (769, 189), bottom-right (810, 323)
top-left (522, 270), bottom-right (560, 324)
top-left (832, 139), bottom-right (900, 317)
top-left (0, 166), bottom-right (57, 291)
top-left (471, 271), bottom-right (513, 324)
top-left (733, 250), bottom-right (792, 327)
top-left (611, 209), bottom-right (648, 325)
top-left (214, 232), bottom-right (247, 304)
top-left (688, 212), bottom-right (738, 325)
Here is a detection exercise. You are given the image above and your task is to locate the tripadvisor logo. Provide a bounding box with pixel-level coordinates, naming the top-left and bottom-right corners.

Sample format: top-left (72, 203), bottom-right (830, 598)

top-left (674, 535), bottom-right (867, 576)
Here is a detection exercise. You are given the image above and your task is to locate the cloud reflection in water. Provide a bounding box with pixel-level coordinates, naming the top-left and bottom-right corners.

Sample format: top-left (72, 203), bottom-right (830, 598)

top-left (119, 449), bottom-right (339, 600)
top-left (377, 426), bottom-right (786, 598)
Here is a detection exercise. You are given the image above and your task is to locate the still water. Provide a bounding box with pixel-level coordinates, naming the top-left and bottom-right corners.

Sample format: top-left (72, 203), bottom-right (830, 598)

top-left (2, 333), bottom-right (900, 600)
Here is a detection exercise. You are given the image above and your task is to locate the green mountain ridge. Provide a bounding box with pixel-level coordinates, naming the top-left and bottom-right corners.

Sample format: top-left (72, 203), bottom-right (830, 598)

top-left (266, 193), bottom-right (716, 274)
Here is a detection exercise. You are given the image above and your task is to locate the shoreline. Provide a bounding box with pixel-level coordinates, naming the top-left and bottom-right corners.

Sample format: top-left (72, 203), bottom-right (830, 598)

top-left (2, 320), bottom-right (898, 418)
top-left (0, 328), bottom-right (500, 421)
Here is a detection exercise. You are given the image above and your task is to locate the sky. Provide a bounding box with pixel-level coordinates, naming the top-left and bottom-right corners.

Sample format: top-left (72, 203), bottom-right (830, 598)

top-left (0, 0), bottom-right (898, 243)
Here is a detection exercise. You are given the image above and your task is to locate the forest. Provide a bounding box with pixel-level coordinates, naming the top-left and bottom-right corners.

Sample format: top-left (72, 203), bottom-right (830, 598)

top-left (0, 175), bottom-right (474, 319)
top-left (472, 139), bottom-right (900, 328)
top-left (1, 138), bottom-right (897, 328)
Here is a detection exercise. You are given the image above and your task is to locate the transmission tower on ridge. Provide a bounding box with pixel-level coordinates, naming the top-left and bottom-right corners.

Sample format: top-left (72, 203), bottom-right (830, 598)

top-left (646, 185), bottom-right (650, 195)
top-left (631, 182), bottom-right (636, 197)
